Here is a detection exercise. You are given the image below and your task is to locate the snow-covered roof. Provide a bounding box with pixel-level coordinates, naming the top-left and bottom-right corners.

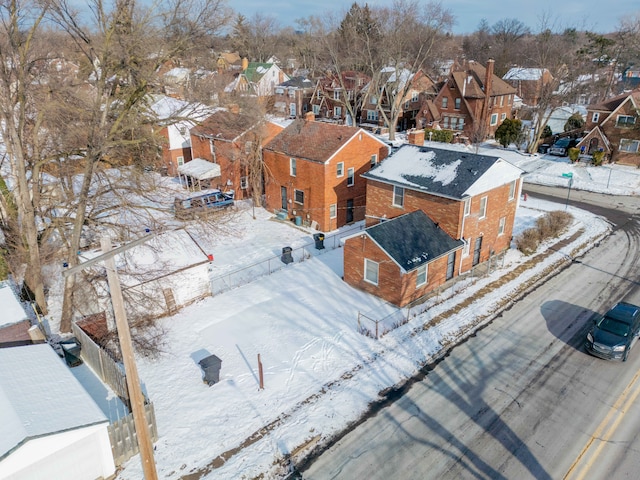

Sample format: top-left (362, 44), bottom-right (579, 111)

top-left (503, 67), bottom-right (546, 81)
top-left (177, 158), bottom-right (221, 180)
top-left (0, 282), bottom-right (29, 328)
top-left (149, 95), bottom-right (215, 151)
top-left (363, 144), bottom-right (523, 199)
top-left (0, 344), bottom-right (108, 459)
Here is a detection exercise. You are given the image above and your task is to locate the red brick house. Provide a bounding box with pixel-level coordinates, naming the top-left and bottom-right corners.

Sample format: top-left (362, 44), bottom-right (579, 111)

top-left (274, 76), bottom-right (315, 118)
top-left (343, 141), bottom-right (524, 306)
top-left (423, 60), bottom-right (516, 140)
top-left (502, 67), bottom-right (554, 107)
top-left (576, 88), bottom-right (640, 166)
top-left (309, 71), bottom-right (370, 126)
top-left (263, 114), bottom-right (389, 231)
top-left (190, 108), bottom-right (284, 199)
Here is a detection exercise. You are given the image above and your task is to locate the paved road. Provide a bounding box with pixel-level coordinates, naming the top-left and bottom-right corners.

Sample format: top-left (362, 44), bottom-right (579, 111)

top-left (298, 186), bottom-right (640, 479)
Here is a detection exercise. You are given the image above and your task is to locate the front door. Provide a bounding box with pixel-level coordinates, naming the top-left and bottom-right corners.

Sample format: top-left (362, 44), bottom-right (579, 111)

top-left (446, 251), bottom-right (456, 280)
top-left (281, 186), bottom-right (287, 210)
top-left (346, 199), bottom-right (354, 224)
top-left (473, 237), bottom-right (483, 266)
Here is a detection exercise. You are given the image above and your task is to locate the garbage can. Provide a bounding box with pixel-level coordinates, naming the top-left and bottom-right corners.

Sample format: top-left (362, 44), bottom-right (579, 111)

top-left (281, 246), bottom-right (293, 264)
top-left (295, 216), bottom-right (302, 226)
top-left (199, 354), bottom-right (222, 386)
top-left (313, 233), bottom-right (325, 250)
top-left (59, 337), bottom-right (83, 367)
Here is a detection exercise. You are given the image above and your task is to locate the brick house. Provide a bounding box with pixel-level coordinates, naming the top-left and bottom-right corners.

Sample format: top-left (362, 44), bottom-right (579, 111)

top-left (422, 60), bottom-right (516, 140)
top-left (190, 107), bottom-right (284, 199)
top-left (274, 76), bottom-right (315, 118)
top-left (343, 138), bottom-right (524, 306)
top-left (309, 71), bottom-right (370, 126)
top-left (263, 113), bottom-right (389, 231)
top-left (502, 67), bottom-right (554, 107)
top-left (576, 88), bottom-right (640, 166)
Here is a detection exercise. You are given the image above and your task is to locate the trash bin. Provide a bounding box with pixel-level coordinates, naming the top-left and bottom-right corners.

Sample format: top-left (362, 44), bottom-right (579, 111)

top-left (59, 337), bottom-right (83, 367)
top-left (313, 233), bottom-right (325, 250)
top-left (295, 216), bottom-right (302, 226)
top-left (199, 354), bottom-right (222, 386)
top-left (281, 246), bottom-right (293, 264)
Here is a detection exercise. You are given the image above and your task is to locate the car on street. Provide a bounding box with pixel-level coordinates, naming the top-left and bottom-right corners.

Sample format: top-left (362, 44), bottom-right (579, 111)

top-left (585, 302), bottom-right (640, 361)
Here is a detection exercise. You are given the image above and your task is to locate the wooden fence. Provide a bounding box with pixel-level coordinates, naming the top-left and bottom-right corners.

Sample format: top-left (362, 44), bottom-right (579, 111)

top-left (108, 402), bottom-right (159, 466)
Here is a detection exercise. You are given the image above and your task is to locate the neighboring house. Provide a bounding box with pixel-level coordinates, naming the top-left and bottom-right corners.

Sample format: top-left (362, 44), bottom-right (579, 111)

top-left (0, 281), bottom-right (42, 348)
top-left (263, 113), bottom-right (389, 232)
top-left (577, 88), bottom-right (640, 165)
top-left (216, 52), bottom-right (243, 73)
top-left (343, 137), bottom-right (523, 306)
top-left (150, 94), bottom-right (213, 177)
top-left (502, 67), bottom-right (554, 106)
top-left (274, 76), bottom-right (315, 118)
top-left (425, 60), bottom-right (517, 140)
top-left (225, 61), bottom-right (290, 97)
top-left (309, 71), bottom-right (370, 126)
top-left (190, 107), bottom-right (284, 199)
top-left (0, 344), bottom-right (116, 480)
top-left (163, 67), bottom-right (191, 98)
top-left (621, 66), bottom-right (640, 90)
top-left (362, 68), bottom-right (439, 132)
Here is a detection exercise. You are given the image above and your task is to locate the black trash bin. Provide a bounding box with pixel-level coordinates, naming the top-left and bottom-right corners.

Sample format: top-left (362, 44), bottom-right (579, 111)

top-left (60, 337), bottom-right (83, 367)
top-left (199, 354), bottom-right (222, 386)
top-left (313, 233), bottom-right (325, 250)
top-left (281, 246), bottom-right (293, 264)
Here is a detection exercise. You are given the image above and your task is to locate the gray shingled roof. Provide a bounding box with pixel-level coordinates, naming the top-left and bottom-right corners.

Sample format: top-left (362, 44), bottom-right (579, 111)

top-left (362, 144), bottom-right (501, 199)
top-left (367, 210), bottom-right (464, 272)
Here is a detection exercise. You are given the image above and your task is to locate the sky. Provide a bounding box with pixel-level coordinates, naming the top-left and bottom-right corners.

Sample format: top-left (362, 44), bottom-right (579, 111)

top-left (235, 0), bottom-right (639, 34)
top-left (26, 138), bottom-right (639, 479)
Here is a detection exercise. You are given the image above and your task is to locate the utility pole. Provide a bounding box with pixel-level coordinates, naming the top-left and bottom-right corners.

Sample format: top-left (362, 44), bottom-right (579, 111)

top-left (100, 236), bottom-right (158, 480)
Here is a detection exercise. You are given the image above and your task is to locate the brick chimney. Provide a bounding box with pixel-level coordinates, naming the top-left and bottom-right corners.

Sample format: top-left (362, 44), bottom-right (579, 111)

top-left (242, 57), bottom-right (249, 71)
top-left (408, 128), bottom-right (425, 146)
top-left (483, 59), bottom-right (495, 132)
top-left (305, 111), bottom-right (315, 122)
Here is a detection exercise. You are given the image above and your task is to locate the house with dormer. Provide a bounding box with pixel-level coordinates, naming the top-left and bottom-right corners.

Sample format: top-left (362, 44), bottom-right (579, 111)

top-left (343, 135), bottom-right (524, 306)
top-left (576, 88), bottom-right (640, 166)
top-left (502, 67), bottom-right (554, 107)
top-left (309, 71), bottom-right (370, 126)
top-left (423, 60), bottom-right (516, 140)
top-left (263, 113), bottom-right (389, 231)
top-left (274, 76), bottom-right (315, 118)
top-left (225, 60), bottom-right (290, 97)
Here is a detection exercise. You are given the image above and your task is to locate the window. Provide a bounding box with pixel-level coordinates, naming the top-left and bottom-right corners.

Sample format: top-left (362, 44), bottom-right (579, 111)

top-left (479, 196), bottom-right (487, 219)
top-left (443, 116), bottom-right (449, 128)
top-left (412, 92), bottom-right (419, 103)
top-left (416, 264), bottom-right (428, 287)
top-left (330, 203), bottom-right (337, 219)
top-left (313, 104), bottom-right (320, 115)
top-left (370, 96), bottom-right (377, 105)
top-left (463, 198), bottom-right (470, 216)
top-left (364, 259), bottom-right (379, 285)
top-left (620, 139), bottom-right (640, 153)
top-left (240, 176), bottom-right (248, 189)
top-left (177, 156), bottom-right (184, 166)
top-left (450, 117), bottom-right (458, 130)
top-left (463, 238), bottom-right (471, 257)
top-left (454, 97), bottom-right (461, 109)
top-left (508, 180), bottom-right (516, 200)
top-left (334, 90), bottom-right (341, 100)
top-left (404, 100), bottom-right (410, 110)
top-left (294, 189), bottom-right (304, 205)
top-left (393, 185), bottom-right (404, 207)
top-left (370, 154), bottom-right (378, 167)
top-left (498, 217), bottom-right (506, 235)
top-left (592, 112), bottom-right (600, 123)
top-left (490, 114), bottom-right (498, 126)
top-left (367, 110), bottom-right (378, 121)
top-left (500, 113), bottom-right (506, 122)
top-left (288, 89), bottom-right (295, 98)
top-left (337, 162), bottom-right (344, 177)
top-left (500, 95), bottom-right (504, 107)
top-left (275, 88), bottom-right (284, 95)
top-left (347, 167), bottom-right (355, 186)
top-left (442, 97), bottom-right (448, 108)
top-left (290, 158), bottom-right (296, 176)
top-left (334, 106), bottom-right (342, 117)
top-left (617, 115), bottom-right (636, 127)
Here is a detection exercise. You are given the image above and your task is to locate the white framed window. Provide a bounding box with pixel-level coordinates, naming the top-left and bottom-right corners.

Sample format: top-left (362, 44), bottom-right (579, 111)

top-left (442, 97), bottom-right (448, 108)
top-left (454, 98), bottom-right (461, 109)
top-left (288, 89), bottom-right (295, 98)
top-left (616, 115), bottom-right (636, 127)
top-left (463, 198), bottom-right (470, 216)
top-left (177, 156), bottom-right (184, 166)
top-left (412, 92), bottom-right (419, 102)
top-left (500, 95), bottom-right (504, 106)
top-left (337, 162), bottom-right (344, 177)
top-left (294, 189), bottom-right (304, 205)
top-left (347, 167), bottom-right (355, 186)
top-left (240, 176), bottom-right (248, 189)
top-left (500, 113), bottom-right (506, 121)
top-left (313, 104), bottom-right (320, 115)
top-left (367, 110), bottom-right (378, 121)
top-left (508, 180), bottom-right (516, 200)
top-left (370, 154), bottom-right (377, 166)
top-left (333, 90), bottom-right (341, 100)
top-left (334, 106), bottom-right (342, 117)
top-left (592, 112), bottom-right (600, 123)
top-left (290, 158), bottom-right (296, 176)
top-left (620, 139), bottom-right (640, 153)
top-left (393, 185), bottom-right (404, 207)
top-left (329, 203), bottom-right (337, 219)
top-left (479, 196), bottom-right (487, 219)
top-left (364, 258), bottom-right (379, 285)
top-left (490, 113), bottom-right (498, 126)
top-left (498, 217), bottom-right (506, 235)
top-left (416, 264), bottom-right (428, 287)
top-left (443, 116), bottom-right (449, 128)
top-left (370, 95), bottom-right (377, 105)
top-left (463, 238), bottom-right (471, 257)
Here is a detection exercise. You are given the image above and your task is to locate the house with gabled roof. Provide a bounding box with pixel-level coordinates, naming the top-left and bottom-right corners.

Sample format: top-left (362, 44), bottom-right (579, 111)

top-left (274, 76), bottom-right (315, 118)
top-left (263, 113), bottom-right (389, 231)
top-left (190, 107), bottom-right (285, 199)
top-left (225, 61), bottom-right (290, 97)
top-left (309, 71), bottom-right (370, 126)
top-left (502, 67), bottom-right (554, 107)
top-left (576, 88), bottom-right (640, 165)
top-left (343, 139), bottom-right (523, 306)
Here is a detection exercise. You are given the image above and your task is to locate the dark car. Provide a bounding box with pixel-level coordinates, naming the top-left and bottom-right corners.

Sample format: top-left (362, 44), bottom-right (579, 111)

top-left (548, 137), bottom-right (578, 156)
top-left (585, 302), bottom-right (640, 361)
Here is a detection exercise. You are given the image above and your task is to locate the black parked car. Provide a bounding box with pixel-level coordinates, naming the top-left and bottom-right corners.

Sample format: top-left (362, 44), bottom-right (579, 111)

top-left (585, 302), bottom-right (640, 361)
top-left (548, 137), bottom-right (579, 156)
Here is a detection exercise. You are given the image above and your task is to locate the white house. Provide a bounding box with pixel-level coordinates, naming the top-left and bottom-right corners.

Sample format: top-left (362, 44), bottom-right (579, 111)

top-left (0, 344), bottom-right (115, 480)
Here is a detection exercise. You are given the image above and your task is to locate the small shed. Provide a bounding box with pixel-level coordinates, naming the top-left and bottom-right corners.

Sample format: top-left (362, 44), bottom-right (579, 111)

top-left (178, 158), bottom-right (222, 191)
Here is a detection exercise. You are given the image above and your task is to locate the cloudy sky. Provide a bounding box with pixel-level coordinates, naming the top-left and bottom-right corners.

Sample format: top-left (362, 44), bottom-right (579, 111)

top-left (234, 0), bottom-right (638, 34)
